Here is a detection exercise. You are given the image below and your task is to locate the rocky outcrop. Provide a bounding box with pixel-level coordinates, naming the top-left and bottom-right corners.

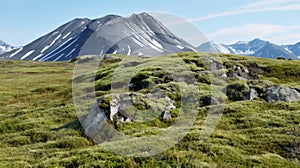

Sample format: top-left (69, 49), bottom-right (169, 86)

top-left (264, 85), bottom-right (300, 102)
top-left (225, 62), bottom-right (262, 81)
top-left (226, 82), bottom-right (250, 101)
top-left (226, 82), bottom-right (300, 103)
top-left (226, 65), bottom-right (251, 81)
top-left (97, 92), bottom-right (177, 126)
top-left (199, 96), bottom-right (219, 107)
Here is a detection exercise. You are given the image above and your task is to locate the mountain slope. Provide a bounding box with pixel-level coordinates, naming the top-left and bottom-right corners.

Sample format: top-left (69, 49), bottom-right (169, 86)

top-left (288, 42), bottom-right (300, 59)
top-left (0, 13), bottom-right (196, 61)
top-left (197, 41), bottom-right (231, 54)
top-left (226, 38), bottom-right (267, 55)
top-left (0, 39), bottom-right (16, 54)
top-left (197, 39), bottom-right (268, 56)
top-left (255, 42), bottom-right (298, 59)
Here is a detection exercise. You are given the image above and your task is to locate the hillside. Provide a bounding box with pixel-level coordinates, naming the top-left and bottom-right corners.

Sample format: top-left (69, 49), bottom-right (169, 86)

top-left (0, 52), bottom-right (299, 167)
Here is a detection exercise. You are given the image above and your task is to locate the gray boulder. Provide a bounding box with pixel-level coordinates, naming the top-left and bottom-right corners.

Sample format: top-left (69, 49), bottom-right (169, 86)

top-left (265, 85), bottom-right (300, 102)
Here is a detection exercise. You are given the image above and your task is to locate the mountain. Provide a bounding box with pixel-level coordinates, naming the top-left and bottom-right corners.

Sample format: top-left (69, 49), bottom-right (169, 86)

top-left (287, 42), bottom-right (300, 59)
top-left (198, 38), bottom-right (300, 60)
top-left (0, 13), bottom-right (196, 61)
top-left (0, 39), bottom-right (16, 54)
top-left (254, 42), bottom-right (298, 59)
top-left (197, 41), bottom-right (231, 54)
top-left (226, 38), bottom-right (267, 55)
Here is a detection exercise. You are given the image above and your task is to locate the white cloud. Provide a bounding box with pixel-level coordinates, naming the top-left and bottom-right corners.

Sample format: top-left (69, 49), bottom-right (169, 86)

top-left (239, 0), bottom-right (296, 9)
top-left (208, 23), bottom-right (300, 44)
top-left (189, 0), bottom-right (300, 22)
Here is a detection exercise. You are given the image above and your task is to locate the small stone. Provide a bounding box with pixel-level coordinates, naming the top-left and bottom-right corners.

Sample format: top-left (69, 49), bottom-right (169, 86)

top-left (161, 111), bottom-right (172, 121)
top-left (221, 73), bottom-right (227, 78)
top-left (243, 88), bottom-right (259, 100)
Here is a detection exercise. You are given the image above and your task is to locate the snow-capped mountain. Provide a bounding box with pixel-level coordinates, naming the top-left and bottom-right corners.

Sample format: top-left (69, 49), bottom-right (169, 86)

top-left (0, 39), bottom-right (16, 54)
top-left (226, 38), bottom-right (267, 55)
top-left (287, 42), bottom-right (300, 58)
top-left (0, 13), bottom-right (196, 61)
top-left (254, 42), bottom-right (297, 59)
top-left (198, 38), bottom-right (299, 60)
top-left (197, 41), bottom-right (231, 54)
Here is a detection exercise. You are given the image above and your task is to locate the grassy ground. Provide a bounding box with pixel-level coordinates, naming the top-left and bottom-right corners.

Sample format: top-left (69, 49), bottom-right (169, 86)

top-left (0, 53), bottom-right (299, 167)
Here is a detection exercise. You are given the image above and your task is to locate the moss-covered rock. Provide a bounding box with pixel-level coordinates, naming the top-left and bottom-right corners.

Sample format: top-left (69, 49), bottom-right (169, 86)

top-left (226, 82), bottom-right (250, 101)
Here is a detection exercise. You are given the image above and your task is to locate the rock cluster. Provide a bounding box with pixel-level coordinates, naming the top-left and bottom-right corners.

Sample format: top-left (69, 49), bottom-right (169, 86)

top-left (97, 92), bottom-right (177, 126)
top-left (264, 85), bottom-right (300, 102)
top-left (226, 83), bottom-right (300, 103)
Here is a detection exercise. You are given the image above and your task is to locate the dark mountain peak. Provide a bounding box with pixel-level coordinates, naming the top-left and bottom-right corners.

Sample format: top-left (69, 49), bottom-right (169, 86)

top-left (70, 15), bottom-right (121, 27)
top-left (87, 14), bottom-right (122, 31)
top-left (130, 12), bottom-right (152, 18)
top-left (94, 14), bottom-right (122, 22)
top-left (264, 41), bottom-right (273, 46)
top-left (72, 17), bottom-right (90, 21)
top-left (250, 38), bottom-right (268, 45)
top-left (129, 12), bottom-right (160, 24)
top-left (103, 14), bottom-right (122, 18)
top-left (251, 38), bottom-right (266, 42)
top-left (233, 38), bottom-right (266, 46)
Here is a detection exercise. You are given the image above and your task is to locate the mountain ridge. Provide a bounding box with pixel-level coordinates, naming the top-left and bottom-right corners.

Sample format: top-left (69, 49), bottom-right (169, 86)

top-left (198, 38), bottom-right (300, 60)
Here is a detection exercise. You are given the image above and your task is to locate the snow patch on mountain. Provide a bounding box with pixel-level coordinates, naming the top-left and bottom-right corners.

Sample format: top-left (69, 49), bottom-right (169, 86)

top-left (284, 47), bottom-right (293, 53)
top-left (63, 32), bottom-right (71, 40)
top-left (0, 39), bottom-right (16, 54)
top-left (176, 45), bottom-right (184, 49)
top-left (10, 48), bottom-right (23, 57)
top-left (21, 50), bottom-right (35, 60)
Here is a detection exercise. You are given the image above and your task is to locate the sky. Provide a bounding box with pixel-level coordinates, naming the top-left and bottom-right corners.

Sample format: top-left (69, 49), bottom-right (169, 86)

top-left (1, 0), bottom-right (300, 46)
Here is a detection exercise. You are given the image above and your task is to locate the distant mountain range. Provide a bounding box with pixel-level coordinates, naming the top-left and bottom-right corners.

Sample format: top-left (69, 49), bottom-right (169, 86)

top-left (0, 13), bottom-right (196, 61)
top-left (0, 39), bottom-right (16, 54)
top-left (1, 13), bottom-right (299, 61)
top-left (198, 38), bottom-right (300, 60)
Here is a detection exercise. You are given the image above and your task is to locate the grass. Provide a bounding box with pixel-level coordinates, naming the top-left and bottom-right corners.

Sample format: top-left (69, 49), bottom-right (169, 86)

top-left (0, 52), bottom-right (299, 167)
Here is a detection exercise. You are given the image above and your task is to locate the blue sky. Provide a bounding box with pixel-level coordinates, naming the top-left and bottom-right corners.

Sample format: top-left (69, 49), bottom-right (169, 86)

top-left (1, 0), bottom-right (300, 46)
